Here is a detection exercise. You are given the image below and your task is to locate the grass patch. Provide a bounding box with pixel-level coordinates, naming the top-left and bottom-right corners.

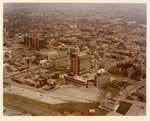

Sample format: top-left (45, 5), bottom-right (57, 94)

top-left (4, 92), bottom-right (107, 116)
top-left (44, 101), bottom-right (108, 116)
top-left (116, 101), bottom-right (132, 115)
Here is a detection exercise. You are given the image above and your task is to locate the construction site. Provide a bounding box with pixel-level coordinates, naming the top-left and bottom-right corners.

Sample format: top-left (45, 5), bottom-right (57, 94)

top-left (3, 3), bottom-right (146, 116)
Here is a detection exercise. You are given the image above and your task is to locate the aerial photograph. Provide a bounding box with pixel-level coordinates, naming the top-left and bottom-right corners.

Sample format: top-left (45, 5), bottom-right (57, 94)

top-left (3, 3), bottom-right (146, 116)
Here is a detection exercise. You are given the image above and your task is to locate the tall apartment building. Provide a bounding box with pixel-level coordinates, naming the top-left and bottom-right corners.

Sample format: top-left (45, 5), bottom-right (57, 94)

top-left (70, 51), bottom-right (91, 76)
top-left (70, 53), bottom-right (80, 76)
top-left (24, 34), bottom-right (46, 50)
